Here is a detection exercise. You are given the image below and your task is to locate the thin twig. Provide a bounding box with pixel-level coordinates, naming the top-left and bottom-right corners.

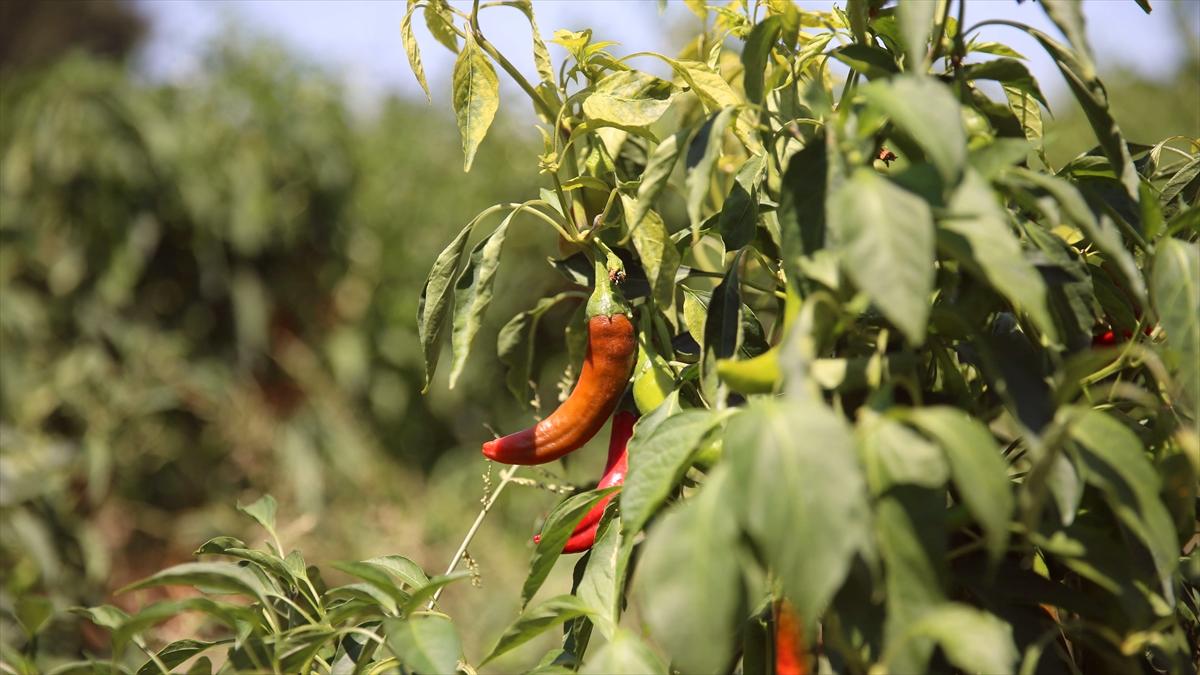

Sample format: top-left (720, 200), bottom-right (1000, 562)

top-left (427, 463), bottom-right (522, 609)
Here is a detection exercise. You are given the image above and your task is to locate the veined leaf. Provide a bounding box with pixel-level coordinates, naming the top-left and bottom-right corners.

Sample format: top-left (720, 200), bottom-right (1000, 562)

top-left (384, 614), bottom-right (463, 675)
top-left (632, 127), bottom-right (689, 229)
top-left (423, 0), bottom-right (458, 53)
top-left (862, 75), bottom-right (966, 186)
top-left (621, 408), bottom-right (729, 535)
top-left (523, 487), bottom-right (620, 607)
top-left (1004, 86), bottom-right (1044, 149)
top-left (448, 209), bottom-right (515, 388)
top-left (481, 595), bottom-right (594, 665)
top-left (940, 170), bottom-right (1056, 344)
top-left (1152, 238), bottom-right (1200, 418)
top-left (401, 0), bottom-right (431, 101)
top-left (908, 407), bottom-right (1014, 561)
top-left (897, 0), bottom-right (936, 70)
top-left (742, 16), bottom-right (782, 104)
top-left (582, 71), bottom-right (676, 129)
top-left (718, 153), bottom-right (764, 250)
top-left (418, 221), bottom-right (473, 392)
top-left (963, 58), bottom-right (1050, 111)
top-left (498, 292), bottom-right (583, 406)
top-left (829, 168), bottom-right (935, 345)
top-left (620, 196), bottom-right (679, 310)
top-left (637, 466), bottom-right (742, 674)
top-left (685, 107), bottom-right (735, 240)
top-left (452, 33), bottom-right (500, 172)
top-left (727, 398), bottom-right (870, 623)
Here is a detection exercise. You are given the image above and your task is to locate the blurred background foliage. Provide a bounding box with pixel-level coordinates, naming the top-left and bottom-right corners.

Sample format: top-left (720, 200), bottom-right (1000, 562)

top-left (0, 0), bottom-right (1195, 668)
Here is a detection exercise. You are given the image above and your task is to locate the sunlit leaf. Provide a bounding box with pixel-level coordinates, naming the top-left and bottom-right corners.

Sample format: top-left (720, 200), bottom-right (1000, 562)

top-left (1152, 238), bottom-right (1200, 417)
top-left (452, 34), bottom-right (500, 171)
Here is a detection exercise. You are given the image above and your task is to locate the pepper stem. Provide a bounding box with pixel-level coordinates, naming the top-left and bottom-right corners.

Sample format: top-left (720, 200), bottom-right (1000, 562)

top-left (586, 243), bottom-right (630, 318)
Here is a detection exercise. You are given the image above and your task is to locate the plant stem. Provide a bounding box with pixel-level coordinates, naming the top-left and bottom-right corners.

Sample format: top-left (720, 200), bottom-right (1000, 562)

top-left (427, 463), bottom-right (522, 610)
top-left (470, 0), bottom-right (555, 122)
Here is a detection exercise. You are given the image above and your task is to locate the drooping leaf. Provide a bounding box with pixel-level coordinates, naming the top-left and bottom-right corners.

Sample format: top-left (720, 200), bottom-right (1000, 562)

top-left (908, 407), bottom-right (1014, 561)
top-left (862, 75), bottom-right (966, 185)
top-left (583, 71), bottom-right (676, 129)
top-left (401, 0), bottom-right (431, 101)
top-left (831, 44), bottom-right (900, 80)
top-left (963, 58), bottom-right (1050, 110)
top-left (481, 595), bottom-right (594, 665)
top-left (742, 16), bottom-right (782, 104)
top-left (633, 128), bottom-right (689, 229)
top-left (940, 170), bottom-right (1056, 343)
top-left (685, 107), bottom-right (736, 240)
top-left (423, 0), bottom-right (459, 53)
top-left (523, 487), bottom-right (620, 607)
top-left (900, 604), bottom-right (1019, 675)
top-left (452, 33), bottom-right (500, 171)
top-left (621, 196), bottom-right (680, 310)
top-left (498, 292), bottom-right (582, 405)
top-left (829, 168), bottom-right (935, 345)
top-left (636, 467), bottom-right (742, 674)
top-left (448, 211), bottom-right (514, 388)
top-left (718, 154), bottom-right (764, 250)
top-left (621, 408), bottom-right (729, 535)
top-left (418, 221), bottom-right (474, 392)
top-left (897, 0), bottom-right (936, 70)
top-left (1066, 406), bottom-right (1181, 600)
top-left (1152, 238), bottom-right (1200, 418)
top-left (119, 562), bottom-right (272, 605)
top-left (727, 399), bottom-right (871, 623)
top-left (384, 614), bottom-right (463, 675)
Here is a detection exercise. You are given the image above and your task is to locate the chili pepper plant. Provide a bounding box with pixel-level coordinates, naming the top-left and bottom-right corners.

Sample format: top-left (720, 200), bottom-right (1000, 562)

top-left (58, 0), bottom-right (1198, 673)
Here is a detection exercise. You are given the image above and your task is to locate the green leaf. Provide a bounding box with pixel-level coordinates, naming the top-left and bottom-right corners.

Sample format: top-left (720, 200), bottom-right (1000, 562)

top-left (119, 562), bottom-right (272, 605)
top-left (897, 0), bottom-right (936, 70)
top-left (963, 58), bottom-right (1050, 110)
top-left (237, 494), bottom-right (277, 538)
top-left (70, 605), bottom-right (129, 631)
top-left (418, 221), bottom-right (474, 392)
top-left (686, 107), bottom-right (736, 239)
top-left (402, 573), bottom-right (471, 615)
top-left (384, 614), bottom-right (463, 675)
top-left (360, 554), bottom-right (430, 591)
top-left (498, 292), bottom-right (582, 405)
top-left (742, 16), bottom-right (782, 104)
top-left (1152, 238), bottom-right (1200, 418)
top-left (778, 131), bottom-right (831, 257)
top-left (1039, 0), bottom-right (1096, 78)
top-left (908, 407), bottom-right (1014, 561)
top-left (137, 639), bottom-right (230, 675)
top-left (704, 254), bottom-right (743, 360)
top-left (15, 595), bottom-right (54, 637)
top-left (512, 0), bottom-right (554, 85)
top-left (401, 1), bottom-right (431, 101)
top-left (1004, 86), bottom-right (1044, 149)
top-left (332, 561), bottom-right (412, 610)
top-left (633, 128), bottom-right (688, 229)
top-left (829, 168), bottom-right (935, 345)
top-left (940, 170), bottom-right (1056, 343)
top-left (718, 154), bottom-right (764, 250)
top-left (636, 466), bottom-right (742, 674)
top-left (523, 487), bottom-right (620, 607)
top-left (621, 196), bottom-right (680, 310)
top-left (831, 44), bottom-right (900, 80)
top-left (580, 629), bottom-right (667, 675)
top-left (423, 0), bottom-right (459, 53)
top-left (1065, 406), bottom-right (1181, 599)
top-left (582, 71), bottom-right (676, 128)
top-left (860, 417), bottom-right (948, 493)
top-left (1004, 22), bottom-right (1138, 199)
top-left (452, 33), bottom-right (500, 172)
top-left (898, 604), bottom-right (1018, 675)
top-left (448, 211), bottom-right (514, 389)
top-left (576, 509), bottom-right (623, 638)
top-left (727, 399), bottom-right (870, 622)
top-left (1008, 168), bottom-right (1146, 303)
top-left (862, 75), bottom-right (966, 185)
top-left (481, 595), bottom-right (594, 665)
top-left (621, 408), bottom-right (728, 535)
top-left (117, 599), bottom-right (252, 649)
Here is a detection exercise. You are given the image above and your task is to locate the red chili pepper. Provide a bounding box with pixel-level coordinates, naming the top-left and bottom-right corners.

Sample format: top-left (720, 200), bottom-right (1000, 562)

top-left (775, 599), bottom-right (807, 675)
top-left (483, 255), bottom-right (635, 465)
top-left (533, 411), bottom-right (636, 554)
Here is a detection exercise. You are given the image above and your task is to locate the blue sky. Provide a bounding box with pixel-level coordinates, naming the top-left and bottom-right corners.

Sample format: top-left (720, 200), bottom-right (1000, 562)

top-left (135, 0), bottom-right (1198, 118)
